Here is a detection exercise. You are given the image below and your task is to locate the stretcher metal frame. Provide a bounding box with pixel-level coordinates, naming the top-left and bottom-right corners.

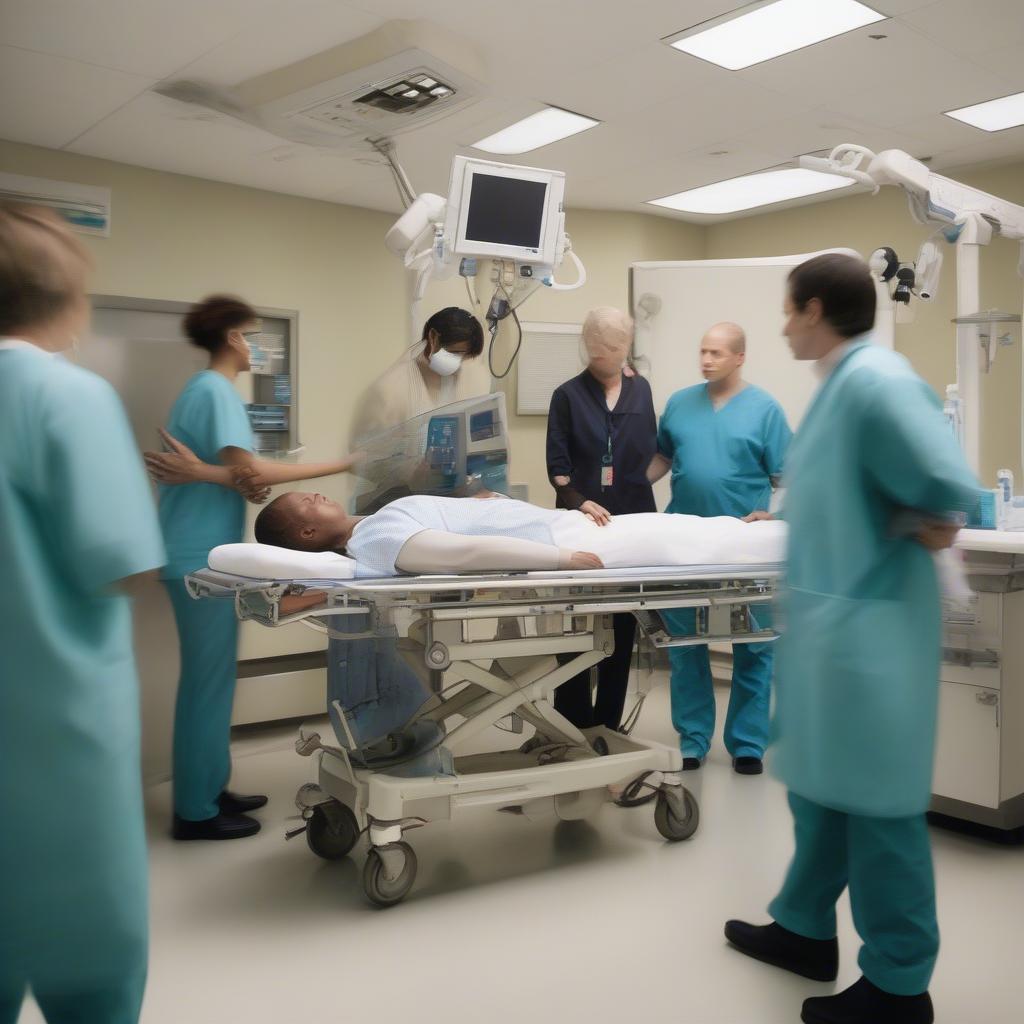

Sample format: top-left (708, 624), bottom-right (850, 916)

top-left (186, 562), bottom-right (781, 905)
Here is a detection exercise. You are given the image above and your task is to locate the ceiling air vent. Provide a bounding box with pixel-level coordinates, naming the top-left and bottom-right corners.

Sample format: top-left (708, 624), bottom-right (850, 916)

top-left (156, 23), bottom-right (484, 150)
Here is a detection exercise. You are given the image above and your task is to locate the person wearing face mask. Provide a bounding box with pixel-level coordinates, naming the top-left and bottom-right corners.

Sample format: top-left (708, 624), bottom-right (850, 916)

top-left (349, 306), bottom-right (489, 449)
top-left (545, 306), bottom-right (658, 731)
top-left (147, 294), bottom-right (359, 841)
top-left (647, 322), bottom-right (792, 775)
top-left (0, 204), bottom-right (164, 1023)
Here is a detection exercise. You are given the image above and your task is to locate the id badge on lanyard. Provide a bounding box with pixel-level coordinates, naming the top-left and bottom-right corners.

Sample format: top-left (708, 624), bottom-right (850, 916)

top-left (601, 429), bottom-right (613, 489)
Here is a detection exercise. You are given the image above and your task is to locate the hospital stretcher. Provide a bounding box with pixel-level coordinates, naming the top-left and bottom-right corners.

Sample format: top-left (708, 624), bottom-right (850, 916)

top-left (186, 562), bottom-right (781, 906)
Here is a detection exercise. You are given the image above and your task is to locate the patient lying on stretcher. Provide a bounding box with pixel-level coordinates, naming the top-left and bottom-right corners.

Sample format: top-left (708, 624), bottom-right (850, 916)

top-left (254, 490), bottom-right (786, 576)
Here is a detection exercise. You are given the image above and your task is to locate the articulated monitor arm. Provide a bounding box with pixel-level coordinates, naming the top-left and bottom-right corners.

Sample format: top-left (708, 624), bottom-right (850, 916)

top-left (801, 146), bottom-right (1024, 264)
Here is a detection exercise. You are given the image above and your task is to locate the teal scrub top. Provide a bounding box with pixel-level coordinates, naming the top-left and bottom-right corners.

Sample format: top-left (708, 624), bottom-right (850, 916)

top-left (158, 370), bottom-right (254, 578)
top-left (0, 343), bottom-right (165, 985)
top-left (657, 383), bottom-right (792, 518)
top-left (773, 339), bottom-right (980, 818)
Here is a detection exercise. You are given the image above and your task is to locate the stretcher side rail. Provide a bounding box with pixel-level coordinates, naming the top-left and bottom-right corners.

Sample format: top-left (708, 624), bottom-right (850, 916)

top-left (185, 567), bottom-right (782, 642)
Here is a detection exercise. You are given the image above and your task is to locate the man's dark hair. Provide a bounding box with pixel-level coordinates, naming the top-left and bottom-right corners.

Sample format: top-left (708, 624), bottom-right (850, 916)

top-left (254, 496), bottom-right (298, 548)
top-left (788, 253), bottom-right (876, 339)
top-left (183, 294), bottom-right (256, 353)
top-left (421, 306), bottom-right (484, 357)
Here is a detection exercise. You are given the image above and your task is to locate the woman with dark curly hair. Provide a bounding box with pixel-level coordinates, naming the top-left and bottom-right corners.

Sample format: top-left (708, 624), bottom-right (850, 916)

top-left (149, 294), bottom-right (357, 842)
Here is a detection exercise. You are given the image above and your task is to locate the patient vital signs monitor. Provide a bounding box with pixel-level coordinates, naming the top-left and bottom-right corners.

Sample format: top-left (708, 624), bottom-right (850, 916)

top-left (354, 392), bottom-right (509, 514)
top-left (443, 155), bottom-right (566, 267)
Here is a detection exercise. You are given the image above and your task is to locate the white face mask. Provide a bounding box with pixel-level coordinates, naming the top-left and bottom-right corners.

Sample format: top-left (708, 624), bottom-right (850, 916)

top-left (427, 346), bottom-right (463, 377)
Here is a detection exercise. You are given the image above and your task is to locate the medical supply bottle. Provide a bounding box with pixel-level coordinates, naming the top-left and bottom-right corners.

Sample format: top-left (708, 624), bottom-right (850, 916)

top-left (943, 384), bottom-right (963, 446)
top-left (997, 469), bottom-right (1014, 503)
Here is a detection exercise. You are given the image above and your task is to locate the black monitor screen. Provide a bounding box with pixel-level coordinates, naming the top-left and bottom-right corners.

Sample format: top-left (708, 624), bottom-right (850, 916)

top-left (464, 173), bottom-right (548, 250)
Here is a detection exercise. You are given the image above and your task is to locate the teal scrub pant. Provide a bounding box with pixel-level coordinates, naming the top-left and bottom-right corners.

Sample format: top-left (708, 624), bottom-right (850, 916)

top-left (0, 983), bottom-right (144, 1024)
top-left (768, 791), bottom-right (939, 996)
top-left (165, 578), bottom-right (239, 821)
top-left (662, 608), bottom-right (772, 760)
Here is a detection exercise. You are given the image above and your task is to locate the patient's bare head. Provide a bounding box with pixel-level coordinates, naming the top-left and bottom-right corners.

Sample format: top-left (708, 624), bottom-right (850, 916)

top-left (255, 492), bottom-right (352, 552)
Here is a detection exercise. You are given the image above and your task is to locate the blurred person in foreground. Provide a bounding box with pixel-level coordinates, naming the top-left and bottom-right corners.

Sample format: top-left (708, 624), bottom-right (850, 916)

top-left (724, 253), bottom-right (979, 1024)
top-left (0, 203), bottom-right (164, 1023)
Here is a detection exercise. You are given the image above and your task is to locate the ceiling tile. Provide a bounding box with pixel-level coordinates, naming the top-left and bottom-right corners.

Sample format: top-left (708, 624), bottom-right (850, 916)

top-left (172, 2), bottom-right (384, 88)
top-left (0, 46), bottom-right (153, 149)
top-left (870, 1), bottom-right (942, 11)
top-left (900, 0), bottom-right (1024, 56)
top-left (972, 44), bottom-right (1024, 93)
top-left (0, 0), bottom-right (281, 79)
top-left (823, 30), bottom-right (1010, 128)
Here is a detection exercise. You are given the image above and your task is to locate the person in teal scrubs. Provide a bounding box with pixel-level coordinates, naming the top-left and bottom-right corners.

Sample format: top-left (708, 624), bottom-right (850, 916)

top-left (649, 322), bottom-right (792, 774)
top-left (0, 204), bottom-right (164, 1024)
top-left (724, 254), bottom-right (979, 1024)
top-left (150, 294), bottom-right (358, 841)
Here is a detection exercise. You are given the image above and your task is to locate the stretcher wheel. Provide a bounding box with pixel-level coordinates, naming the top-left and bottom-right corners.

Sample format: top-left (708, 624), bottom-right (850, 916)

top-left (363, 841), bottom-right (418, 907)
top-left (306, 802), bottom-right (359, 860)
top-left (655, 787), bottom-right (699, 842)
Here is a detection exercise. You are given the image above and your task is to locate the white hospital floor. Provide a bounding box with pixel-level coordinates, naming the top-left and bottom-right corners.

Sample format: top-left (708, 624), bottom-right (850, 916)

top-left (17, 679), bottom-right (1024, 1024)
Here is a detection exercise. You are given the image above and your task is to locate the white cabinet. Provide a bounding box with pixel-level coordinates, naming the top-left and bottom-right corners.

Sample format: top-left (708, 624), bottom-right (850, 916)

top-left (933, 681), bottom-right (1000, 809)
top-left (932, 538), bottom-right (1024, 830)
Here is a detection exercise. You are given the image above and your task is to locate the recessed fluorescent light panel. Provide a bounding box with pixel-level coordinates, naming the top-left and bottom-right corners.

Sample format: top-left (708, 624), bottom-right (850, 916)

top-left (667, 0), bottom-right (886, 70)
top-left (648, 167), bottom-right (855, 215)
top-left (472, 108), bottom-right (599, 154)
top-left (945, 90), bottom-right (1024, 132)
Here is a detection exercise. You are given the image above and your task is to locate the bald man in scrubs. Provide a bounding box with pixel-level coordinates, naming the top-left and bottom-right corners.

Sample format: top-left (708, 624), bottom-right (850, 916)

top-left (649, 323), bottom-right (792, 775)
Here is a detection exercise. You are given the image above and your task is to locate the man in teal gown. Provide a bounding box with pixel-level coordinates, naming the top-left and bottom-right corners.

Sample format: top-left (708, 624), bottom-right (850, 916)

top-left (723, 253), bottom-right (979, 1024)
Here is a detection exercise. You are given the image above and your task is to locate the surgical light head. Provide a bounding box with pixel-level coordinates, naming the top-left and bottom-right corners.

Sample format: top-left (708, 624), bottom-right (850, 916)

top-left (869, 247), bottom-right (900, 283)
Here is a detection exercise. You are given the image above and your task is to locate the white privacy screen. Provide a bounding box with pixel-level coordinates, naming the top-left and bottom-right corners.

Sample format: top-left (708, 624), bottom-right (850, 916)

top-left (630, 249), bottom-right (894, 509)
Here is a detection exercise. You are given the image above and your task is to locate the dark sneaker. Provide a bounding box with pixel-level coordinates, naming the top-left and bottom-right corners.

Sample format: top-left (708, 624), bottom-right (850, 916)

top-left (172, 813), bottom-right (261, 841)
top-left (802, 976), bottom-right (933, 1024)
top-left (218, 790), bottom-right (268, 814)
top-left (724, 920), bottom-right (839, 982)
top-left (733, 756), bottom-right (764, 775)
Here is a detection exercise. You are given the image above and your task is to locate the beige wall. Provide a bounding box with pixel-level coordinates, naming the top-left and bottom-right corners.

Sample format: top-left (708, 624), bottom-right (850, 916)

top-left (706, 161), bottom-right (1024, 485)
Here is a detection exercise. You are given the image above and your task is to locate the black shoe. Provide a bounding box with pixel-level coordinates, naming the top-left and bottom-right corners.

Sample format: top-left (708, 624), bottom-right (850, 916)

top-left (172, 812), bottom-right (261, 841)
top-left (724, 920), bottom-right (838, 982)
top-left (218, 790), bottom-right (268, 814)
top-left (802, 976), bottom-right (933, 1024)
top-left (733, 756), bottom-right (764, 775)
top-left (682, 757), bottom-right (704, 771)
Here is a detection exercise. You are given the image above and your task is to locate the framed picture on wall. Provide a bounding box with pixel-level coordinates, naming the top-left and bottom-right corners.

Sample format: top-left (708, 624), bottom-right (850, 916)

top-left (516, 321), bottom-right (585, 415)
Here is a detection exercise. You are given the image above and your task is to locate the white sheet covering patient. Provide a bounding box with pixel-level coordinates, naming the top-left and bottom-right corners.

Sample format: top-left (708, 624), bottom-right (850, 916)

top-left (254, 491), bottom-right (786, 576)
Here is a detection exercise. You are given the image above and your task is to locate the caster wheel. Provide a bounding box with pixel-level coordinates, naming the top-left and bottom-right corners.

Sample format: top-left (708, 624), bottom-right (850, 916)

top-left (655, 787), bottom-right (699, 841)
top-left (306, 802), bottom-right (359, 860)
top-left (362, 841), bottom-right (418, 907)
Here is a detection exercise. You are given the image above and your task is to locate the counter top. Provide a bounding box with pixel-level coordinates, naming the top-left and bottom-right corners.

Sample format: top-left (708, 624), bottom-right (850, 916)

top-left (956, 529), bottom-right (1024, 554)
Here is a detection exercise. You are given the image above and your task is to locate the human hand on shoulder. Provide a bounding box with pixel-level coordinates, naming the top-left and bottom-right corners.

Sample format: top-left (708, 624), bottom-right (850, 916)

top-left (144, 428), bottom-right (204, 485)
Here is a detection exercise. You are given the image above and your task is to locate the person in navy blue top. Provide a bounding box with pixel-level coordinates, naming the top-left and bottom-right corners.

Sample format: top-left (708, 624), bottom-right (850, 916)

top-left (545, 307), bottom-right (658, 730)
